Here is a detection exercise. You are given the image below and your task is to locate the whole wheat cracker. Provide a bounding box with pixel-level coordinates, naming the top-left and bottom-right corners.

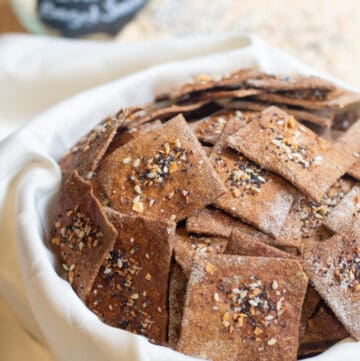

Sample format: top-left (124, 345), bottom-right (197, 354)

top-left (189, 110), bottom-right (245, 145)
top-left (301, 230), bottom-right (360, 340)
top-left (254, 89), bottom-right (360, 112)
top-left (168, 261), bottom-right (188, 348)
top-left (299, 285), bottom-right (321, 341)
top-left (227, 230), bottom-right (293, 258)
top-left (97, 115), bottom-right (226, 222)
top-left (210, 116), bottom-right (296, 237)
top-left (171, 228), bottom-right (228, 278)
top-left (227, 106), bottom-right (351, 203)
top-left (277, 177), bottom-right (354, 252)
top-left (177, 255), bottom-right (308, 361)
top-left (298, 303), bottom-right (348, 357)
top-left (59, 108), bottom-right (141, 178)
top-left (219, 100), bottom-right (334, 127)
top-left (162, 68), bottom-right (262, 101)
top-left (124, 101), bottom-right (208, 128)
top-left (50, 171), bottom-right (117, 300)
top-left (245, 75), bottom-right (335, 92)
top-left (106, 120), bottom-right (162, 156)
top-left (86, 208), bottom-right (175, 344)
top-left (323, 184), bottom-right (360, 234)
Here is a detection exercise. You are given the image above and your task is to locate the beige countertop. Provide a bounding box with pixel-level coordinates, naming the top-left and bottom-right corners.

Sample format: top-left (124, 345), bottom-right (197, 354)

top-left (1, 0), bottom-right (359, 88)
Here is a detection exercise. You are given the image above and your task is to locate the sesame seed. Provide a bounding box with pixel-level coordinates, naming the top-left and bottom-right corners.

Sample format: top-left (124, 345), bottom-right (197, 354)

top-left (133, 158), bottom-right (140, 167)
top-left (131, 293), bottom-right (139, 299)
top-left (69, 264), bottom-right (75, 271)
top-left (170, 214), bottom-right (176, 221)
top-left (86, 171), bottom-right (93, 180)
top-left (103, 267), bottom-right (112, 274)
top-left (199, 159), bottom-right (204, 165)
top-left (272, 280), bottom-right (278, 290)
top-left (176, 139), bottom-right (182, 148)
top-left (132, 201), bottom-right (144, 213)
top-left (213, 292), bottom-right (219, 302)
top-left (267, 338), bottom-right (277, 346)
top-left (134, 185), bottom-right (142, 194)
top-left (149, 199), bottom-right (155, 207)
top-left (122, 157), bottom-right (131, 164)
top-left (157, 307), bottom-right (162, 313)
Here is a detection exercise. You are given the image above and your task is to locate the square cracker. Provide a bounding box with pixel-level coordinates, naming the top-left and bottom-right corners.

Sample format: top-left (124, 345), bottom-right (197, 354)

top-left (323, 184), bottom-right (360, 234)
top-left (227, 106), bottom-right (351, 203)
top-left (59, 108), bottom-right (141, 179)
top-left (177, 255), bottom-right (308, 361)
top-left (50, 171), bottom-right (117, 300)
top-left (301, 230), bottom-right (360, 340)
top-left (218, 99), bottom-right (334, 128)
top-left (227, 230), bottom-right (293, 259)
top-left (171, 228), bottom-right (228, 278)
top-left (86, 208), bottom-right (175, 344)
top-left (210, 116), bottom-right (295, 237)
top-left (189, 110), bottom-right (246, 145)
top-left (245, 75), bottom-right (335, 92)
top-left (97, 114), bottom-right (226, 222)
top-left (186, 207), bottom-right (298, 254)
top-left (186, 207), bottom-right (272, 242)
top-left (277, 177), bottom-right (354, 252)
top-left (168, 261), bottom-right (188, 348)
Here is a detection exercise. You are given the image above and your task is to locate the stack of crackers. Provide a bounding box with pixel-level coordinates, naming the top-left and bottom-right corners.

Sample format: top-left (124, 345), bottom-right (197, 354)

top-left (51, 69), bottom-right (360, 360)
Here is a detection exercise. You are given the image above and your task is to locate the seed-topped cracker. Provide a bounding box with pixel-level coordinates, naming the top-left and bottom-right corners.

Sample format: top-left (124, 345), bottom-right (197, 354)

top-left (171, 228), bottom-right (228, 278)
top-left (277, 177), bottom-right (354, 252)
top-left (298, 303), bottom-right (348, 357)
top-left (323, 184), bottom-right (360, 234)
top-left (50, 171), bottom-right (117, 300)
top-left (168, 261), bottom-right (188, 348)
top-left (245, 75), bottom-right (335, 93)
top-left (227, 107), bottom-right (351, 203)
top-left (124, 101), bottom-right (208, 129)
top-left (227, 230), bottom-right (292, 259)
top-left (218, 99), bottom-right (334, 127)
top-left (186, 207), bottom-right (272, 242)
top-left (161, 69), bottom-right (262, 101)
top-left (210, 116), bottom-right (295, 237)
top-left (86, 208), bottom-right (175, 344)
top-left (106, 120), bottom-right (162, 156)
top-left (177, 255), bottom-right (308, 361)
top-left (301, 230), bottom-right (360, 340)
top-left (189, 110), bottom-right (246, 145)
top-left (97, 115), bottom-right (226, 222)
top-left (59, 108), bottom-right (141, 179)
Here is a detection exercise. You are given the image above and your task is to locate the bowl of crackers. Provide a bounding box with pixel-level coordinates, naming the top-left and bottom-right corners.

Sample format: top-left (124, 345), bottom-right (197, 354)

top-left (50, 68), bottom-right (360, 360)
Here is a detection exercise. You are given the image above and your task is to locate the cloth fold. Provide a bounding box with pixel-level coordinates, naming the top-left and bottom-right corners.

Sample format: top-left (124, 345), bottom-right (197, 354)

top-left (0, 32), bottom-right (358, 361)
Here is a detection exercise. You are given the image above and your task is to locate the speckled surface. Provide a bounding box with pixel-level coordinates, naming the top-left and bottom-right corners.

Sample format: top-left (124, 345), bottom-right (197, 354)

top-left (1, 0), bottom-right (360, 88)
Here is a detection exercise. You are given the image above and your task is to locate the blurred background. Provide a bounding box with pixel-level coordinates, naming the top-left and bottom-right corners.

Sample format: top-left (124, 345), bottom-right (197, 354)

top-left (0, 0), bottom-right (359, 87)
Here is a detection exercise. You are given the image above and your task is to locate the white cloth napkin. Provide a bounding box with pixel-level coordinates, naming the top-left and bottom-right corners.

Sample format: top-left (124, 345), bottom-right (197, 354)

top-left (0, 33), bottom-right (358, 361)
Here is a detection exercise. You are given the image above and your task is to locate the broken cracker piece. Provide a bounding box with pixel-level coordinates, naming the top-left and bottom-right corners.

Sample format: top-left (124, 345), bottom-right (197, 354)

top-left (227, 106), bottom-right (351, 203)
top-left (211, 116), bottom-right (295, 237)
top-left (177, 255), bottom-right (308, 361)
top-left (301, 230), bottom-right (360, 340)
top-left (86, 208), bottom-right (175, 344)
top-left (98, 114), bottom-right (226, 222)
top-left (50, 171), bottom-right (117, 300)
